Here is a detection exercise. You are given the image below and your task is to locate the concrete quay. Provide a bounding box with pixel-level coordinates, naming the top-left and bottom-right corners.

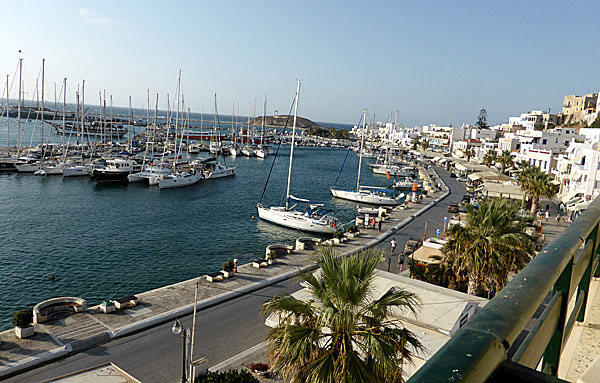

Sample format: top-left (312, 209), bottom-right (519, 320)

top-left (0, 169), bottom-right (450, 380)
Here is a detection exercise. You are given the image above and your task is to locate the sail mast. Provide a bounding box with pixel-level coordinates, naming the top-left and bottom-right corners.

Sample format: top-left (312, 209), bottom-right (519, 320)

top-left (285, 80), bottom-right (301, 210)
top-left (5, 75), bottom-right (9, 155)
top-left (17, 58), bottom-right (22, 157)
top-left (357, 108), bottom-right (366, 190)
top-left (40, 58), bottom-right (45, 148)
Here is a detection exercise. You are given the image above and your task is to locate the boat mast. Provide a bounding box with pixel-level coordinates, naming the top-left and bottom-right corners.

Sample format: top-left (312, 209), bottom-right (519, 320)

top-left (261, 94), bottom-right (266, 146)
top-left (80, 80), bottom-right (85, 159)
top-left (357, 108), bottom-right (366, 190)
top-left (40, 58), bottom-right (45, 148)
top-left (5, 75), bottom-right (9, 155)
top-left (17, 57), bottom-right (22, 157)
top-left (61, 78), bottom-right (66, 161)
top-left (285, 80), bottom-right (301, 210)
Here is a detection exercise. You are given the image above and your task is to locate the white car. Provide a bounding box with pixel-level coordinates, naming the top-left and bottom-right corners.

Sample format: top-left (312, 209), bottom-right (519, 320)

top-left (456, 176), bottom-right (469, 182)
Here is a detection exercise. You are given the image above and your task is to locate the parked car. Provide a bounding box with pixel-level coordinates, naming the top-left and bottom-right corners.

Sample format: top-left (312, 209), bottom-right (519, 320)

top-left (450, 172), bottom-right (457, 178)
top-left (447, 203), bottom-right (459, 213)
top-left (462, 194), bottom-right (471, 203)
top-left (457, 176), bottom-right (469, 182)
top-left (403, 237), bottom-right (423, 255)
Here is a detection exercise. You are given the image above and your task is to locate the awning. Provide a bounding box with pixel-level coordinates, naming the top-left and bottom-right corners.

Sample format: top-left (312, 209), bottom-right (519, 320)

top-left (569, 173), bottom-right (582, 181)
top-left (455, 163), bottom-right (467, 171)
top-left (574, 154), bottom-right (585, 163)
top-left (468, 173), bottom-right (481, 181)
top-left (558, 162), bottom-right (569, 173)
top-left (550, 179), bottom-right (561, 186)
top-left (560, 190), bottom-right (581, 203)
top-left (411, 246), bottom-right (442, 265)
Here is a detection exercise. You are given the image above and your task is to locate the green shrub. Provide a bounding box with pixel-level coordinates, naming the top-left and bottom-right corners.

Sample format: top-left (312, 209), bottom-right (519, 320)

top-left (223, 259), bottom-right (235, 272)
top-left (346, 225), bottom-right (358, 233)
top-left (195, 369), bottom-right (260, 383)
top-left (333, 230), bottom-right (344, 239)
top-left (12, 309), bottom-right (33, 328)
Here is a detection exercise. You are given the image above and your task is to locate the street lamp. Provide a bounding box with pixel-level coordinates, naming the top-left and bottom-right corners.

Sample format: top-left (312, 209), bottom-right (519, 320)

top-left (172, 319), bottom-right (188, 383)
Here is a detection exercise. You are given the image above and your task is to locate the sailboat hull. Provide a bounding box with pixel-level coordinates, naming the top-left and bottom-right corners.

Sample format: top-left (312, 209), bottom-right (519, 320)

top-left (257, 205), bottom-right (340, 234)
top-left (330, 188), bottom-right (400, 206)
top-left (159, 172), bottom-right (203, 189)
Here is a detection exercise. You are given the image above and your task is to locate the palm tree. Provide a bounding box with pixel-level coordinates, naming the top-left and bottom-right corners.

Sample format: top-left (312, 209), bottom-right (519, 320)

top-left (482, 150), bottom-right (497, 168)
top-left (519, 165), bottom-right (558, 214)
top-left (464, 145), bottom-right (475, 162)
top-left (442, 198), bottom-right (536, 296)
top-left (497, 150), bottom-right (514, 174)
top-left (264, 247), bottom-right (423, 383)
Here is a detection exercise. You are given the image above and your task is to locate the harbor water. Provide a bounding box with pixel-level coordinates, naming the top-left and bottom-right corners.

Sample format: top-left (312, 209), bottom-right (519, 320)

top-left (0, 141), bottom-right (400, 330)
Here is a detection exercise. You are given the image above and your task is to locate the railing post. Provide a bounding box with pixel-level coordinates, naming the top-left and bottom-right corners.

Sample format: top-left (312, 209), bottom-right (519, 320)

top-left (542, 258), bottom-right (573, 376)
top-left (578, 226), bottom-right (599, 322)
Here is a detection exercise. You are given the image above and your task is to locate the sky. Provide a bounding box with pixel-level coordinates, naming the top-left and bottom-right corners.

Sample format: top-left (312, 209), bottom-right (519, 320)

top-left (0, 1), bottom-right (598, 127)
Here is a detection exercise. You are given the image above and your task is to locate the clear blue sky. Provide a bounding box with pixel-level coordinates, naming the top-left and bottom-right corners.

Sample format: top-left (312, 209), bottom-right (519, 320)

top-left (0, 1), bottom-right (598, 126)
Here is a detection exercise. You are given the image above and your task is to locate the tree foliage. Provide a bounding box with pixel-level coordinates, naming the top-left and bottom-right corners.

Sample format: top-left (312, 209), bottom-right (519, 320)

top-left (464, 145), bottom-right (475, 162)
top-left (482, 150), bottom-right (497, 168)
top-left (476, 108), bottom-right (488, 129)
top-left (497, 150), bottom-right (514, 174)
top-left (264, 247), bottom-right (423, 383)
top-left (195, 370), bottom-right (259, 383)
top-left (519, 164), bottom-right (558, 214)
top-left (442, 198), bottom-right (537, 296)
top-left (591, 115), bottom-right (600, 129)
top-left (307, 126), bottom-right (350, 139)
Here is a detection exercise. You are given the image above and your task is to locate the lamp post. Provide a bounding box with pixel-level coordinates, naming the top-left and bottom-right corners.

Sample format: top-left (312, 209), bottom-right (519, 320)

top-left (172, 319), bottom-right (188, 383)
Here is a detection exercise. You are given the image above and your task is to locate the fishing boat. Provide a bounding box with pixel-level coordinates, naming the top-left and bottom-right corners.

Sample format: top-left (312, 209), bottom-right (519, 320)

top-left (330, 109), bottom-right (402, 206)
top-left (257, 81), bottom-right (342, 234)
top-left (91, 158), bottom-right (141, 182)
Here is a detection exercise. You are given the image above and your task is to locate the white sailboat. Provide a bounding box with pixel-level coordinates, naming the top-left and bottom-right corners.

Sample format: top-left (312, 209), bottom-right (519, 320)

top-left (255, 95), bottom-right (268, 159)
top-left (158, 73), bottom-right (203, 189)
top-left (331, 109), bottom-right (402, 206)
top-left (257, 81), bottom-right (342, 234)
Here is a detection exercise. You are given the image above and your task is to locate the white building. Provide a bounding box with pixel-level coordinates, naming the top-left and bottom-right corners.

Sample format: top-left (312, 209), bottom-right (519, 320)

top-left (555, 142), bottom-right (600, 202)
top-left (578, 128), bottom-right (600, 144)
top-left (515, 128), bottom-right (583, 153)
top-left (513, 148), bottom-right (556, 174)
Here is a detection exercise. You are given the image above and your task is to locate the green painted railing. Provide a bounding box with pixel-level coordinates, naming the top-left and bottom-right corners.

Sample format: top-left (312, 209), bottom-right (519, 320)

top-left (408, 197), bottom-right (600, 383)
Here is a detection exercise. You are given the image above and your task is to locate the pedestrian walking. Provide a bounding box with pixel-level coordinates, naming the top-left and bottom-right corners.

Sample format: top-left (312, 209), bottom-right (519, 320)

top-left (378, 219), bottom-right (382, 231)
top-left (544, 210), bottom-right (550, 222)
top-left (556, 214), bottom-right (561, 224)
top-left (398, 251), bottom-right (405, 271)
top-left (390, 238), bottom-right (397, 255)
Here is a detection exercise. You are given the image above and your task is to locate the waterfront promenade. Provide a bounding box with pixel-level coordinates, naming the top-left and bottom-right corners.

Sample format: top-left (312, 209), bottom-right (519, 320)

top-left (0, 167), bottom-right (450, 381)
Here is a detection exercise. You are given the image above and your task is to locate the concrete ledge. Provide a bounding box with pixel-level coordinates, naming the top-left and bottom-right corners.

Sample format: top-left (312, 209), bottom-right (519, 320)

top-left (0, 346), bottom-right (69, 379)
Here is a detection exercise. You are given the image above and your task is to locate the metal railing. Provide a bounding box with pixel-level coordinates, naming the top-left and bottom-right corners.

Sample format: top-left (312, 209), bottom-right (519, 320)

top-left (408, 197), bottom-right (600, 383)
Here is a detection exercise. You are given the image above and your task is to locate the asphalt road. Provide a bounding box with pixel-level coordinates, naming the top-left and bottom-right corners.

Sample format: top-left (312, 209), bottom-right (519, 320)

top-left (6, 166), bottom-right (466, 383)
top-left (373, 166), bottom-right (465, 273)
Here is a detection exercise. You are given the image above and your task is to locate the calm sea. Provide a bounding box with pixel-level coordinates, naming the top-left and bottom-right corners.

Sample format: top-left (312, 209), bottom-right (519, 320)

top-left (0, 108), bottom-right (393, 330)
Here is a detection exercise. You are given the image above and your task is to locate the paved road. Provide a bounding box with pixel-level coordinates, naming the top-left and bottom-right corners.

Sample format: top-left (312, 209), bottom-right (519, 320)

top-left (7, 166), bottom-right (465, 383)
top-left (374, 166), bottom-right (465, 273)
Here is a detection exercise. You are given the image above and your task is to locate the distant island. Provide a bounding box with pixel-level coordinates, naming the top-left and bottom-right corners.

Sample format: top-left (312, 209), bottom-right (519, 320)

top-left (246, 115), bottom-right (320, 129)
top-left (247, 115), bottom-right (350, 139)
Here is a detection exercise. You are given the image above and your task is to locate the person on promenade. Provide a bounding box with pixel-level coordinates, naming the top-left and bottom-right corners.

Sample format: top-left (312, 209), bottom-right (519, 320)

top-left (556, 214), bottom-right (561, 224)
top-left (378, 219), bottom-right (382, 231)
top-left (398, 251), bottom-right (404, 271)
top-left (390, 238), bottom-right (397, 255)
top-left (544, 210), bottom-right (550, 222)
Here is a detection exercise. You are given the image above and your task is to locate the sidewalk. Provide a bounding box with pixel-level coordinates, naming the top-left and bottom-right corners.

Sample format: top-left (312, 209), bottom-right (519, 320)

top-left (0, 170), bottom-right (450, 379)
